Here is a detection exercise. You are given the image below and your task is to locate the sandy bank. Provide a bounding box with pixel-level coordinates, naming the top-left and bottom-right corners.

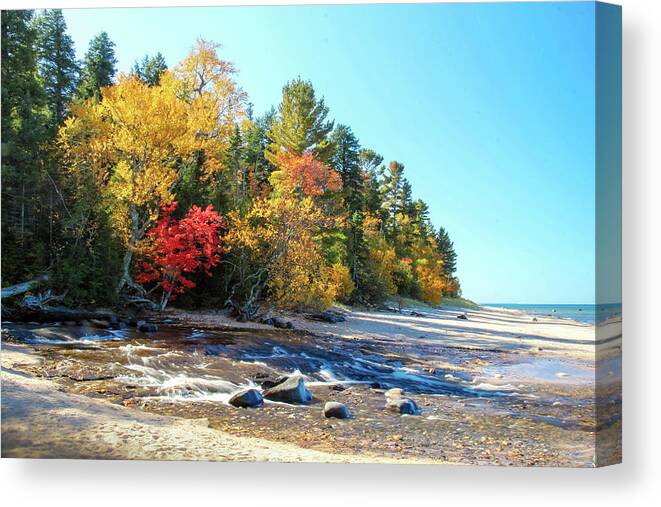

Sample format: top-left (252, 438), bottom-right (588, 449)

top-left (167, 304), bottom-right (621, 361)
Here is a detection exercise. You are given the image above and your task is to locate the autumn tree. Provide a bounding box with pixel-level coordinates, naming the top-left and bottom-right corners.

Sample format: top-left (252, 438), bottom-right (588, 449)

top-left (224, 196), bottom-right (339, 319)
top-left (271, 149), bottom-right (342, 198)
top-left (59, 39), bottom-right (245, 299)
top-left (137, 202), bottom-right (224, 309)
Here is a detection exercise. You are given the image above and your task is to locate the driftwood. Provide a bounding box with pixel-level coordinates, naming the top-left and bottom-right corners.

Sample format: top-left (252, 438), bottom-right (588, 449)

top-left (4, 304), bottom-right (119, 324)
top-left (1, 275), bottom-right (49, 299)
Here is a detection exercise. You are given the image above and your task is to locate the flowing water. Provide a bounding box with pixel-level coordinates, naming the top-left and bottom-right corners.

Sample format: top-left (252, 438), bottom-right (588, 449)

top-left (2, 321), bottom-right (622, 466)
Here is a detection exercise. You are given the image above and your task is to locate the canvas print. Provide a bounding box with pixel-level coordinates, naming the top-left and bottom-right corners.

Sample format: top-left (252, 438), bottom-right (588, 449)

top-left (1, 2), bottom-right (621, 467)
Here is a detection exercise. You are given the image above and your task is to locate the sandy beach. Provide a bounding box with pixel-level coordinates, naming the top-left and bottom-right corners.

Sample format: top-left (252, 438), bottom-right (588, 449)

top-left (1, 304), bottom-right (622, 466)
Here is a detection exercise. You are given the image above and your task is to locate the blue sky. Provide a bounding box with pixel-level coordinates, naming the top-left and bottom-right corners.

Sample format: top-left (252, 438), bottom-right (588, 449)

top-left (62, 2), bottom-right (602, 304)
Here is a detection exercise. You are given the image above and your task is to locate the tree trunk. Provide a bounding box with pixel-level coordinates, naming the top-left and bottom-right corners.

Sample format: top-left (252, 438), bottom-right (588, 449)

top-left (1, 275), bottom-right (50, 299)
top-left (117, 203), bottom-right (141, 294)
top-left (6, 304), bottom-right (118, 324)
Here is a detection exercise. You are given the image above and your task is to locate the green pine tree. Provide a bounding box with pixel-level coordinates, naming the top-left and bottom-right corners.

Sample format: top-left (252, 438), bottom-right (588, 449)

top-left (33, 9), bottom-right (79, 126)
top-left (1, 9), bottom-right (50, 284)
top-left (77, 31), bottom-right (117, 100)
top-left (131, 52), bottom-right (167, 86)
top-left (436, 226), bottom-right (457, 277)
top-left (266, 78), bottom-right (334, 163)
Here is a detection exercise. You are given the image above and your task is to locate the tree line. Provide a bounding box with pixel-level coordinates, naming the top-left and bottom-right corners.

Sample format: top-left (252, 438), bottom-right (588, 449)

top-left (1, 9), bottom-right (460, 318)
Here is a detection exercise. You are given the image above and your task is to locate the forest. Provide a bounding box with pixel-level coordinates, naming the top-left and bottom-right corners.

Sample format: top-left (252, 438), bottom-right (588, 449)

top-left (1, 9), bottom-right (460, 319)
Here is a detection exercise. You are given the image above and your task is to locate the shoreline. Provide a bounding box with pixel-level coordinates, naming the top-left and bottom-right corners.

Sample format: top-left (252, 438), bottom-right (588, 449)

top-left (1, 303), bottom-right (621, 465)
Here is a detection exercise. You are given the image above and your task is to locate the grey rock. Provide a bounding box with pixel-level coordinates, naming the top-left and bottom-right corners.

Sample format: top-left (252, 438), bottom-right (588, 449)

top-left (272, 317), bottom-right (288, 329)
top-left (229, 388), bottom-right (264, 408)
top-left (257, 375), bottom-right (289, 389)
top-left (263, 375), bottom-right (312, 404)
top-left (324, 401), bottom-right (351, 419)
top-left (271, 317), bottom-right (293, 329)
top-left (90, 319), bottom-right (110, 329)
top-left (384, 387), bottom-right (404, 400)
top-left (386, 397), bottom-right (420, 415)
top-left (137, 320), bottom-right (158, 333)
top-left (307, 311), bottom-right (347, 323)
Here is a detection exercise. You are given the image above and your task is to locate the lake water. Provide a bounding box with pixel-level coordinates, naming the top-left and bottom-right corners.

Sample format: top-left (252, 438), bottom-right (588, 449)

top-left (481, 303), bottom-right (622, 325)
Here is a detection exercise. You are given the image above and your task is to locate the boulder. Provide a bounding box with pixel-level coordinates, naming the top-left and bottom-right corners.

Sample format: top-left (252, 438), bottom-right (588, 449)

top-left (384, 387), bottom-right (405, 400)
top-left (307, 311), bottom-right (347, 323)
top-left (229, 388), bottom-right (264, 408)
top-left (256, 374), bottom-right (289, 389)
top-left (457, 313), bottom-right (468, 320)
top-left (323, 401), bottom-right (351, 419)
top-left (90, 319), bottom-right (110, 329)
top-left (263, 375), bottom-right (312, 404)
top-left (271, 317), bottom-right (292, 329)
top-left (137, 320), bottom-right (158, 333)
top-left (386, 397), bottom-right (420, 415)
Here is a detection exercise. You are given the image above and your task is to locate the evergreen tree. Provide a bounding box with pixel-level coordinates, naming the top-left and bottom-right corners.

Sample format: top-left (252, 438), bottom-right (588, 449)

top-left (329, 124), bottom-right (362, 213)
top-left (77, 31), bottom-right (117, 100)
top-left (329, 125), bottom-right (364, 287)
top-left (243, 110), bottom-right (275, 196)
top-left (131, 52), bottom-right (167, 86)
top-left (266, 78), bottom-right (334, 163)
top-left (358, 148), bottom-right (385, 216)
top-left (379, 160), bottom-right (405, 243)
top-left (1, 10), bottom-right (50, 284)
top-left (33, 9), bottom-right (79, 126)
top-left (436, 227), bottom-right (457, 277)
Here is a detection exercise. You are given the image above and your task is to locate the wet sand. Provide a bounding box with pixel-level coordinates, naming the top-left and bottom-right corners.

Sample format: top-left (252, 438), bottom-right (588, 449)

top-left (1, 305), bottom-right (622, 466)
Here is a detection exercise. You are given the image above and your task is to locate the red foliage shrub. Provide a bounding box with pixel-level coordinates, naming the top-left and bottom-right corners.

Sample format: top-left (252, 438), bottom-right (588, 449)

top-left (136, 202), bottom-right (224, 305)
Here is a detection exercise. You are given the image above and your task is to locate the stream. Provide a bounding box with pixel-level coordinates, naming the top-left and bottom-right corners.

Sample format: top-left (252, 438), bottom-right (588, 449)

top-left (1, 321), bottom-right (622, 466)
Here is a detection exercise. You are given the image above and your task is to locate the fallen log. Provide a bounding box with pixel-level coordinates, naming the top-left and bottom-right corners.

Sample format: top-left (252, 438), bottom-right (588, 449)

top-left (1, 274), bottom-right (49, 299)
top-left (5, 304), bottom-right (120, 324)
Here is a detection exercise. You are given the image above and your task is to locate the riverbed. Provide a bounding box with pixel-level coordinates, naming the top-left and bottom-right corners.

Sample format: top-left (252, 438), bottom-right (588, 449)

top-left (0, 305), bottom-right (622, 466)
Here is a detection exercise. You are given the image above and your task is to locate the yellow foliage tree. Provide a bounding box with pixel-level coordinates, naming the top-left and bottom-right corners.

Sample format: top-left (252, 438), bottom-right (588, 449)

top-left (59, 40), bottom-right (245, 294)
top-left (363, 213), bottom-right (398, 298)
top-left (224, 196), bottom-right (339, 318)
top-left (416, 262), bottom-right (447, 305)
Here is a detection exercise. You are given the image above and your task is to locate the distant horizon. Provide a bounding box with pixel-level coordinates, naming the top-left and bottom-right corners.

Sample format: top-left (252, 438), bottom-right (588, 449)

top-left (479, 302), bottom-right (621, 306)
top-left (60, 2), bottom-right (610, 303)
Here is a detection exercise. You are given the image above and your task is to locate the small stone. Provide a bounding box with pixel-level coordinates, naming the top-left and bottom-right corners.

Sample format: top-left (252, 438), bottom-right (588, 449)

top-left (229, 388), bottom-right (264, 408)
top-left (386, 397), bottom-right (420, 415)
top-left (323, 401), bottom-right (351, 419)
top-left (384, 387), bottom-right (404, 400)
